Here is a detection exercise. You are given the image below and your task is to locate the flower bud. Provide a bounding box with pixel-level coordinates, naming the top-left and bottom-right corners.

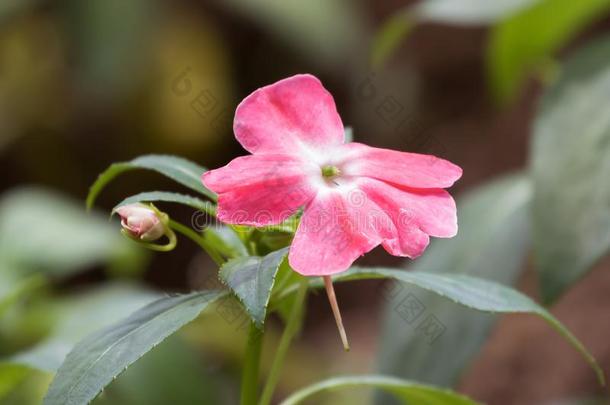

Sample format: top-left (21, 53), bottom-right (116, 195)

top-left (115, 204), bottom-right (166, 242)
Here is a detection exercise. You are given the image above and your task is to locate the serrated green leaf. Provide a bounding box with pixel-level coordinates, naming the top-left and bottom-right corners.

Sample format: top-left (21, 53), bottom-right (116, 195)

top-left (532, 34), bottom-right (610, 303)
top-left (376, 173), bottom-right (532, 391)
top-left (325, 268), bottom-right (604, 386)
top-left (113, 191), bottom-right (216, 216)
top-left (279, 375), bottom-right (477, 405)
top-left (43, 290), bottom-right (226, 405)
top-left (219, 248), bottom-right (289, 327)
top-left (487, 0), bottom-right (610, 103)
top-left (87, 155), bottom-right (215, 209)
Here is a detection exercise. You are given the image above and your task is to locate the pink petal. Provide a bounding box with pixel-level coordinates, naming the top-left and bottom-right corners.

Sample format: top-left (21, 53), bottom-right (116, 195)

top-left (358, 178), bottom-right (458, 258)
top-left (289, 189), bottom-right (386, 276)
top-left (234, 74), bottom-right (344, 157)
top-left (338, 142), bottom-right (462, 189)
top-left (203, 154), bottom-right (318, 227)
top-left (203, 154), bottom-right (318, 193)
top-left (381, 228), bottom-right (430, 259)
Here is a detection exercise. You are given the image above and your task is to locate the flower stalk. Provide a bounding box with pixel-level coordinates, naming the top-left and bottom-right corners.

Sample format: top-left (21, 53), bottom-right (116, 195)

top-left (323, 275), bottom-right (350, 351)
top-left (240, 322), bottom-right (263, 405)
top-left (167, 219), bottom-right (224, 266)
top-left (259, 277), bottom-right (309, 405)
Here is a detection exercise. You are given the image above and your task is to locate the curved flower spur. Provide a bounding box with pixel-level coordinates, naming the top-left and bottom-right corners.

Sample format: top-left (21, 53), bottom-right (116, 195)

top-left (203, 74), bottom-right (462, 349)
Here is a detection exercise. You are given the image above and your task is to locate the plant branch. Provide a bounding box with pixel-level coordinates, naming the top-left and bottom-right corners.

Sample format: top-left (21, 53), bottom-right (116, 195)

top-left (240, 322), bottom-right (264, 405)
top-left (259, 278), bottom-right (309, 405)
top-left (168, 219), bottom-right (224, 265)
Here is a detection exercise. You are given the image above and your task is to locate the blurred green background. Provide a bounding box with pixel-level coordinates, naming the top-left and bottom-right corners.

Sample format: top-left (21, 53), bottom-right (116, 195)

top-left (1, 1), bottom-right (610, 404)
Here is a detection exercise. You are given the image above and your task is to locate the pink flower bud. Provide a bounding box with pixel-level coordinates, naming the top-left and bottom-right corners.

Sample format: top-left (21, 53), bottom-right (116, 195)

top-left (115, 204), bottom-right (166, 241)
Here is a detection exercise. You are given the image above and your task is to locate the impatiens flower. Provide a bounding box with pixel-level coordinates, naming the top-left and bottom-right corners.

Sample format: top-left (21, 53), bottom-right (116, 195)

top-left (203, 74), bottom-right (462, 276)
top-left (116, 203), bottom-right (166, 242)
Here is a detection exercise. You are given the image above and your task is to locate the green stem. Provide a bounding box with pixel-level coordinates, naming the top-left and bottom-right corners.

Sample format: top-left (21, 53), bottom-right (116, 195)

top-left (121, 228), bottom-right (177, 252)
top-left (241, 322), bottom-right (264, 405)
top-left (168, 219), bottom-right (224, 266)
top-left (259, 278), bottom-right (309, 405)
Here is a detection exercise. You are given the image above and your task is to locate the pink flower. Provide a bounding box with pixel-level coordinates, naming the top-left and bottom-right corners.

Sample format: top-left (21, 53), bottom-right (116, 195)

top-left (203, 74), bottom-right (462, 276)
top-left (116, 204), bottom-right (166, 242)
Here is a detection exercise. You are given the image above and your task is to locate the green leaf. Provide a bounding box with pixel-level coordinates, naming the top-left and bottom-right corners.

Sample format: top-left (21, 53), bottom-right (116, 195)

top-left (87, 154), bottom-right (214, 209)
top-left (219, 248), bottom-right (289, 327)
top-left (279, 375), bottom-right (477, 405)
top-left (113, 191), bottom-right (216, 216)
top-left (269, 259), bottom-right (303, 324)
top-left (203, 226), bottom-right (249, 259)
top-left (361, 269), bottom-right (604, 385)
top-left (327, 268), bottom-right (604, 386)
top-left (0, 187), bottom-right (144, 278)
top-left (43, 290), bottom-right (226, 405)
top-left (487, 0), bottom-right (610, 103)
top-left (376, 173), bottom-right (532, 389)
top-left (532, 34), bottom-right (610, 303)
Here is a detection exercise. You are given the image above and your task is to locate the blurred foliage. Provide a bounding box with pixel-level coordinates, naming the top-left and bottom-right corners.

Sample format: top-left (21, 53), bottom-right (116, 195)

top-left (373, 0), bottom-right (610, 103)
top-left (372, 0), bottom-right (542, 69)
top-left (211, 0), bottom-right (366, 70)
top-left (488, 0), bottom-right (610, 102)
top-left (0, 187), bottom-right (148, 401)
top-left (532, 34), bottom-right (610, 303)
top-left (413, 0), bottom-right (541, 24)
top-left (6, 283), bottom-right (159, 372)
top-left (0, 187), bottom-right (145, 279)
